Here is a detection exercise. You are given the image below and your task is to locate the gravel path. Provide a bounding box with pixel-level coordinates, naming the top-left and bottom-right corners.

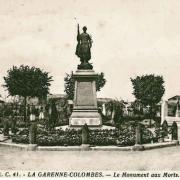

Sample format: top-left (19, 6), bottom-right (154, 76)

top-left (0, 146), bottom-right (180, 171)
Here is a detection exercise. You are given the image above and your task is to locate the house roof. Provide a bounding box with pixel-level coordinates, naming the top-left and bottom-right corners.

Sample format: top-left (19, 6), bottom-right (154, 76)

top-left (168, 95), bottom-right (180, 101)
top-left (97, 98), bottom-right (114, 103)
top-left (47, 94), bottom-right (66, 99)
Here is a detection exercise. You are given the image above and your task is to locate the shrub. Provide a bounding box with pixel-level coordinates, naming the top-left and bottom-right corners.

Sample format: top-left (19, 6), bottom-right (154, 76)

top-left (89, 126), bottom-right (136, 146)
top-left (17, 128), bottom-right (29, 136)
top-left (11, 117), bottom-right (17, 134)
top-left (12, 135), bottom-right (29, 144)
top-left (162, 120), bottom-right (168, 137)
top-left (141, 126), bottom-right (154, 143)
top-left (82, 124), bottom-right (89, 144)
top-left (89, 129), bottom-right (117, 146)
top-left (171, 121), bottom-right (178, 140)
top-left (116, 125), bottom-right (136, 146)
top-left (37, 129), bottom-right (81, 146)
top-left (29, 122), bottom-right (37, 144)
top-left (3, 118), bottom-right (9, 136)
top-left (35, 128), bottom-right (81, 146)
top-left (12, 128), bottom-right (29, 144)
top-left (154, 123), bottom-right (165, 142)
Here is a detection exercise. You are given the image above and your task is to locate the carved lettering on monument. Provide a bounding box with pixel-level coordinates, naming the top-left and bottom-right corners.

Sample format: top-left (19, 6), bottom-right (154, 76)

top-left (71, 118), bottom-right (100, 126)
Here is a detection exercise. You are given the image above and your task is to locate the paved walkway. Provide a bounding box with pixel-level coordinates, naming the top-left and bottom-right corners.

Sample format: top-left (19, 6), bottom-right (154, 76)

top-left (0, 146), bottom-right (180, 171)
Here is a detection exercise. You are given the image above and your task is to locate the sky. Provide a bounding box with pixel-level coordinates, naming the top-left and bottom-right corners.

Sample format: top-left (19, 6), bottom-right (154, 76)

top-left (0, 0), bottom-right (180, 102)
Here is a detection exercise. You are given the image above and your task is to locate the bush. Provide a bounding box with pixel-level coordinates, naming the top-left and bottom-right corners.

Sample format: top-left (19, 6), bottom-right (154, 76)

top-left (171, 121), bottom-right (178, 140)
top-left (17, 128), bottom-right (29, 135)
top-left (154, 123), bottom-right (165, 142)
top-left (12, 135), bottom-right (29, 144)
top-left (3, 118), bottom-right (10, 136)
top-left (82, 124), bottom-right (89, 144)
top-left (89, 129), bottom-right (118, 146)
top-left (88, 124), bottom-right (136, 146)
top-left (12, 128), bottom-right (29, 144)
top-left (116, 125), bottom-right (136, 146)
top-left (162, 120), bottom-right (168, 137)
top-left (141, 126), bottom-right (154, 143)
top-left (37, 128), bottom-right (81, 146)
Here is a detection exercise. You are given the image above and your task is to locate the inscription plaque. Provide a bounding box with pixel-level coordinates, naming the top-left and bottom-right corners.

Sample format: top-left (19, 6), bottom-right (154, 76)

top-left (76, 81), bottom-right (94, 106)
top-left (71, 118), bottom-right (101, 126)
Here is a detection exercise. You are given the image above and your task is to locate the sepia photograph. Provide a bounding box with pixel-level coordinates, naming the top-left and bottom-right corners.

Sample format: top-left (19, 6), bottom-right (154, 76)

top-left (0, 0), bottom-right (180, 178)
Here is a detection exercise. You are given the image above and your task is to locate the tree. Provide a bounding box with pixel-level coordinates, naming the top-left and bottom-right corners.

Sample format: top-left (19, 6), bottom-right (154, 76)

top-left (131, 100), bottom-right (144, 117)
top-left (95, 72), bottom-right (106, 92)
top-left (131, 74), bottom-right (165, 126)
top-left (64, 72), bottom-right (75, 100)
top-left (111, 100), bottom-right (124, 124)
top-left (3, 65), bottom-right (53, 122)
top-left (105, 100), bottom-right (124, 124)
top-left (64, 71), bottom-right (106, 100)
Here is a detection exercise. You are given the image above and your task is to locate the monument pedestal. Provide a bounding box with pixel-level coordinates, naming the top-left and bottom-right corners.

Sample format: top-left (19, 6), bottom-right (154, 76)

top-left (69, 69), bottom-right (102, 127)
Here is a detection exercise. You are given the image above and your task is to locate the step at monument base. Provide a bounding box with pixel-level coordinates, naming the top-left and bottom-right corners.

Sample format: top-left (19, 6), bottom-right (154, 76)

top-left (70, 109), bottom-right (102, 127)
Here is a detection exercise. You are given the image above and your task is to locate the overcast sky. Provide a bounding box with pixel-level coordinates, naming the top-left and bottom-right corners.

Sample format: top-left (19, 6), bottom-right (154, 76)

top-left (0, 0), bottom-right (180, 101)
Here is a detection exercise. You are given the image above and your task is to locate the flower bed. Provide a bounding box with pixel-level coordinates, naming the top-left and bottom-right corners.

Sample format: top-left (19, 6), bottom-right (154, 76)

top-left (12, 135), bottom-right (29, 144)
top-left (12, 125), bottom-right (154, 146)
top-left (12, 128), bottom-right (29, 144)
top-left (89, 128), bottom-right (136, 146)
top-left (37, 129), bottom-right (81, 146)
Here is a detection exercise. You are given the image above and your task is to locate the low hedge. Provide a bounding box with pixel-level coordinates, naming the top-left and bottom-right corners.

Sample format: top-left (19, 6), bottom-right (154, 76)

top-left (89, 128), bottom-right (136, 146)
top-left (37, 129), bottom-right (81, 146)
top-left (12, 135), bottom-right (28, 144)
top-left (141, 128), bottom-right (154, 143)
top-left (12, 125), bottom-right (154, 146)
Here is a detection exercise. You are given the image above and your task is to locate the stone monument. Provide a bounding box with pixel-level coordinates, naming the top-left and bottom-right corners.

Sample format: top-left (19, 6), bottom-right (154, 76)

top-left (69, 25), bottom-right (102, 127)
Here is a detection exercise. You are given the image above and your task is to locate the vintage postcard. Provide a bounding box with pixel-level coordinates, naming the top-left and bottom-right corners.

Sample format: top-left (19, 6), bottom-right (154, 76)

top-left (0, 0), bottom-right (180, 179)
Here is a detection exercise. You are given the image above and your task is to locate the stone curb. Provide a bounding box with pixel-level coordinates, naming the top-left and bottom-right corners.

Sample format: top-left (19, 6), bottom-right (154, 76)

top-left (143, 141), bottom-right (179, 150)
top-left (0, 142), bottom-right (29, 150)
top-left (91, 146), bottom-right (132, 151)
top-left (132, 144), bottom-right (145, 151)
top-left (0, 141), bottom-right (179, 151)
top-left (38, 146), bottom-right (81, 151)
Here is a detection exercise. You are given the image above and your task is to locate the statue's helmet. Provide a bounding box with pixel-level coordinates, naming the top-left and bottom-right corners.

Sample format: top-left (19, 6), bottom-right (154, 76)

top-left (83, 26), bottom-right (87, 31)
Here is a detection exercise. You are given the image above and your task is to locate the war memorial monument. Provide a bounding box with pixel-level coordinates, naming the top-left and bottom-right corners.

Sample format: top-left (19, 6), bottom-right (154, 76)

top-left (69, 25), bottom-right (102, 127)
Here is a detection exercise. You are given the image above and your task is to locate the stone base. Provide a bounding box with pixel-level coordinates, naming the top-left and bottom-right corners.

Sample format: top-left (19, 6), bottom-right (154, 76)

top-left (78, 62), bottom-right (93, 70)
top-left (70, 109), bottom-right (102, 127)
top-left (56, 125), bottom-right (115, 131)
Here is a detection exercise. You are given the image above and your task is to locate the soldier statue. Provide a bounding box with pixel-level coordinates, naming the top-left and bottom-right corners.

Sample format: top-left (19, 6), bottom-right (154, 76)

top-left (75, 24), bottom-right (93, 69)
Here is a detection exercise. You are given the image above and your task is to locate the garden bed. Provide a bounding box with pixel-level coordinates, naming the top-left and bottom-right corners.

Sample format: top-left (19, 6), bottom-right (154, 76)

top-left (12, 124), bottom-right (154, 146)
